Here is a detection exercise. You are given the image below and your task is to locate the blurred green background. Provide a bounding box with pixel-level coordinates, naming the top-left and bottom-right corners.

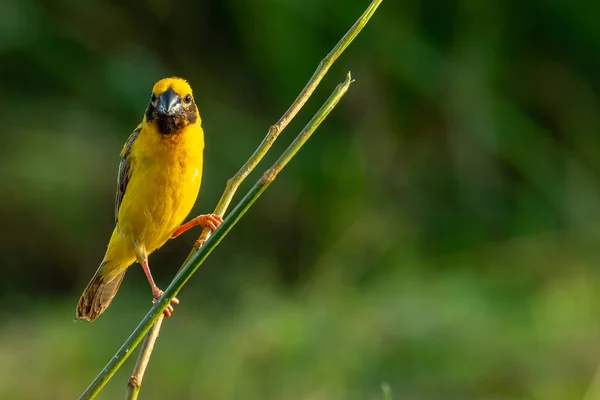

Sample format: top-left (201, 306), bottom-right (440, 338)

top-left (1, 0), bottom-right (600, 398)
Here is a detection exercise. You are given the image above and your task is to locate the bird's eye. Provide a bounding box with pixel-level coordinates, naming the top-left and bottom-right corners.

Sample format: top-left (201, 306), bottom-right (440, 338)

top-left (184, 94), bottom-right (192, 104)
top-left (151, 93), bottom-right (157, 103)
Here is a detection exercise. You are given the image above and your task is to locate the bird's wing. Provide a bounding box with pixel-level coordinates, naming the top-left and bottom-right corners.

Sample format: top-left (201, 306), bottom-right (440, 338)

top-left (115, 125), bottom-right (141, 223)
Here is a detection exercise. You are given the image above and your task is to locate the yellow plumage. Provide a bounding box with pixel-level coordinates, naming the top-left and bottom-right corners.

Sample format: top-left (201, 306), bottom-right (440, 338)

top-left (105, 119), bottom-right (204, 276)
top-left (77, 77), bottom-right (220, 321)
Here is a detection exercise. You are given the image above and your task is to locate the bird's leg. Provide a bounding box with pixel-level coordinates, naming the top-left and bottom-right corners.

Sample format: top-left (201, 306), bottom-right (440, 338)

top-left (135, 244), bottom-right (179, 317)
top-left (171, 213), bottom-right (223, 239)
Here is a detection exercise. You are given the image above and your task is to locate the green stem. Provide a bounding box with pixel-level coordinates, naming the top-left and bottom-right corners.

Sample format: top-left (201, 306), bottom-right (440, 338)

top-left (124, 315), bottom-right (164, 400)
top-left (78, 74), bottom-right (354, 400)
top-left (123, 1), bottom-right (382, 398)
top-left (192, 0), bottom-right (383, 249)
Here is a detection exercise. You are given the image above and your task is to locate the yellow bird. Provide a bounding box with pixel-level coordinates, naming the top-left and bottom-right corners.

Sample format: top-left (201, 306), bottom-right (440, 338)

top-left (76, 77), bottom-right (222, 321)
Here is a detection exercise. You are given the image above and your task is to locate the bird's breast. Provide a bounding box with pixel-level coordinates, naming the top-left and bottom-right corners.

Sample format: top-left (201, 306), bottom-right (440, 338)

top-left (119, 126), bottom-right (204, 251)
top-left (142, 151), bottom-right (202, 246)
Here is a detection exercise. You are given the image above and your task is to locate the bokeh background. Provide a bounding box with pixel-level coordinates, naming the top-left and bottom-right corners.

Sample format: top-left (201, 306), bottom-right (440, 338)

top-left (1, 0), bottom-right (600, 399)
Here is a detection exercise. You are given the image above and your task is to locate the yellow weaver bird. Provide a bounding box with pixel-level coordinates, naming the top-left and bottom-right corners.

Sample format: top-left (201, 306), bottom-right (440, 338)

top-left (76, 77), bottom-right (222, 321)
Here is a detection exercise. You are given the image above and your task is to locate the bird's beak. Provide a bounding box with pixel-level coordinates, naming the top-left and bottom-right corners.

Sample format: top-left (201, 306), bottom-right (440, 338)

top-left (156, 88), bottom-right (182, 116)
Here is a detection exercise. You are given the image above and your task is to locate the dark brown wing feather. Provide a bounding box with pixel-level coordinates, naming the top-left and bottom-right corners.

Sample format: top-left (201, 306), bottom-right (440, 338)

top-left (115, 125), bottom-right (141, 223)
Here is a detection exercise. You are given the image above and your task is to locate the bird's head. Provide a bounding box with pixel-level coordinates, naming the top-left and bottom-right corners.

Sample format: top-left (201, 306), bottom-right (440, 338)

top-left (144, 77), bottom-right (199, 135)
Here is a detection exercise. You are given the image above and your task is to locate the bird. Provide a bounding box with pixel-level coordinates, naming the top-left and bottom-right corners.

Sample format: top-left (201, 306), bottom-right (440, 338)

top-left (76, 77), bottom-right (223, 321)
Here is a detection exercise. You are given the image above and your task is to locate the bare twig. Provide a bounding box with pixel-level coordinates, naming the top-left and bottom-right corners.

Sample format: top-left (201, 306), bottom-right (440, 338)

top-left (79, 72), bottom-right (355, 400)
top-left (122, 1), bottom-right (382, 399)
top-left (192, 0), bottom-right (383, 250)
top-left (125, 316), bottom-right (163, 400)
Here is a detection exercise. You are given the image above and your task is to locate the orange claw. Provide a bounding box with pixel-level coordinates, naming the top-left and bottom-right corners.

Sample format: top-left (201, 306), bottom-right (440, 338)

top-left (152, 287), bottom-right (179, 318)
top-left (171, 213), bottom-right (223, 239)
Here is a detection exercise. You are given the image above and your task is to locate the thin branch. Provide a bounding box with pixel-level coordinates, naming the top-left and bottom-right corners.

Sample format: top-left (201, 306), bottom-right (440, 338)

top-left (122, 1), bottom-right (382, 398)
top-left (125, 315), bottom-right (164, 400)
top-left (78, 73), bottom-right (354, 400)
top-left (192, 0), bottom-right (383, 250)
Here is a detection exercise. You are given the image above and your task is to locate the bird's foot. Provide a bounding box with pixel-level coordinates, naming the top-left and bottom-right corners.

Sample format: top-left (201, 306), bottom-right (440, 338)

top-left (200, 213), bottom-right (224, 231)
top-left (171, 213), bottom-right (224, 239)
top-left (152, 287), bottom-right (179, 318)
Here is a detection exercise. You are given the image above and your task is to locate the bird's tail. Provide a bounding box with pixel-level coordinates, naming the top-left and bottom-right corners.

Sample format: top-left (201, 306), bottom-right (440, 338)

top-left (76, 261), bottom-right (127, 321)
